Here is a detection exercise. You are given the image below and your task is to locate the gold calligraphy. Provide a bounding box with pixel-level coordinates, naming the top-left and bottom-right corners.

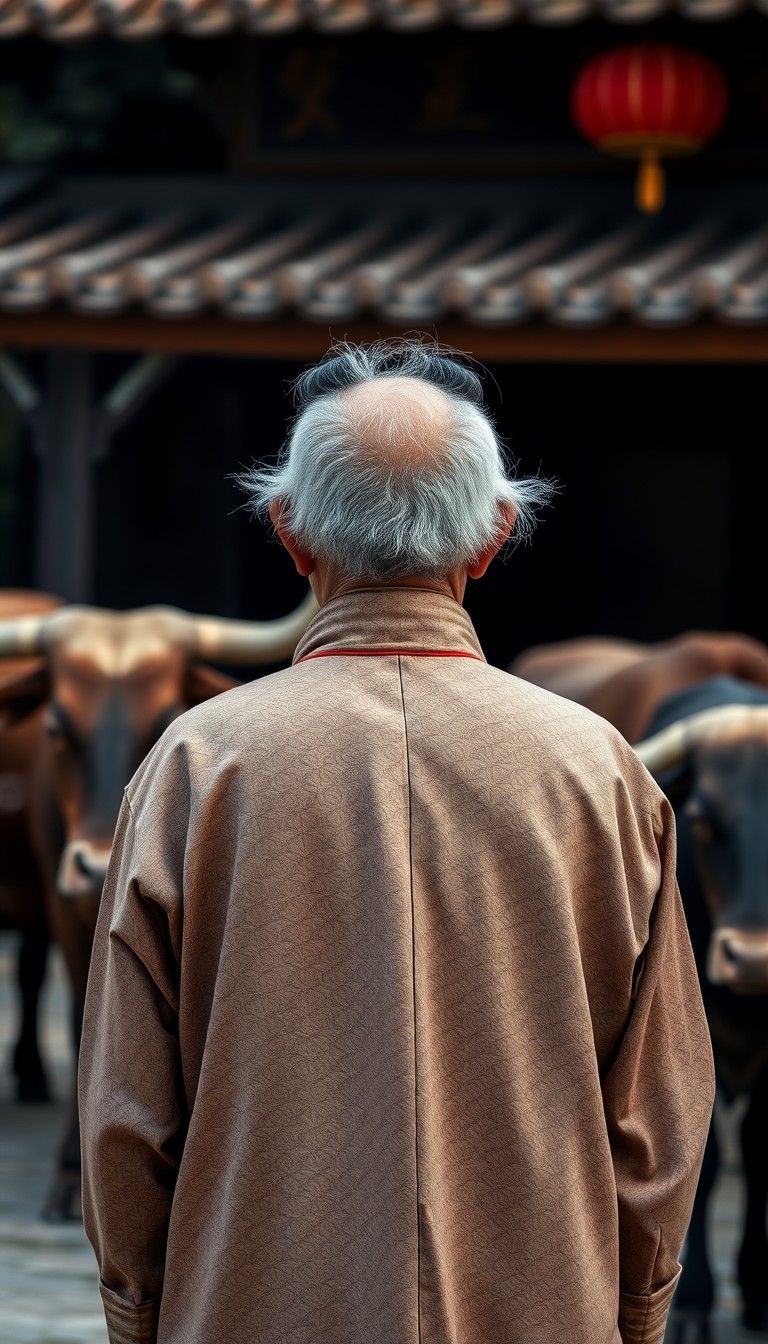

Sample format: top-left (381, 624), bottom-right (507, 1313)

top-left (420, 46), bottom-right (489, 134)
top-left (279, 47), bottom-right (341, 142)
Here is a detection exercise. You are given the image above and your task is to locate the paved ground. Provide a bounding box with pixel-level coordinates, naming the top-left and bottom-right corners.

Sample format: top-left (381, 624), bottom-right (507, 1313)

top-left (0, 931), bottom-right (765, 1343)
top-left (0, 936), bottom-right (107, 1343)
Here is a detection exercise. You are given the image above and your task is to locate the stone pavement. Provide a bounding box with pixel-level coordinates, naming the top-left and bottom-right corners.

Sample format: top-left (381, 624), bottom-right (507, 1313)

top-left (0, 931), bottom-right (765, 1344)
top-left (0, 935), bottom-right (107, 1344)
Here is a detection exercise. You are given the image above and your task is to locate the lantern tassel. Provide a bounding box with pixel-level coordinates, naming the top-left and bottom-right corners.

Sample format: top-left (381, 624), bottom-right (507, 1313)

top-left (637, 147), bottom-right (665, 214)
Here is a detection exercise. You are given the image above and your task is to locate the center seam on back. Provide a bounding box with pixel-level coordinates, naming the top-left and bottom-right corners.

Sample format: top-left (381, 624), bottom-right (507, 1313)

top-left (398, 654), bottom-right (422, 1344)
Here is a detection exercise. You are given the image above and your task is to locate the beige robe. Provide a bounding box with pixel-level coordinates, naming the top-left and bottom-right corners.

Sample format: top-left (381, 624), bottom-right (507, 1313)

top-left (79, 587), bottom-right (714, 1344)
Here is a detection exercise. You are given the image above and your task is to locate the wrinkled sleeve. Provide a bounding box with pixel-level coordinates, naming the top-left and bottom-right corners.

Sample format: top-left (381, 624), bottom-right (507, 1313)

top-left (603, 796), bottom-right (715, 1344)
top-left (79, 791), bottom-right (186, 1344)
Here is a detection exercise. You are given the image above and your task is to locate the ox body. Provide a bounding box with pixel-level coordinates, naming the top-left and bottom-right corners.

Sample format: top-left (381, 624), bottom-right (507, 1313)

top-left (0, 591), bottom-right (62, 1106)
top-left (0, 589), bottom-right (316, 1218)
top-left (510, 632), bottom-right (768, 1344)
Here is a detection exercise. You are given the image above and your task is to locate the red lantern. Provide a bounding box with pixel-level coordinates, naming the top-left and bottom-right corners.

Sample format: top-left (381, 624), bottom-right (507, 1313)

top-left (571, 45), bottom-right (728, 213)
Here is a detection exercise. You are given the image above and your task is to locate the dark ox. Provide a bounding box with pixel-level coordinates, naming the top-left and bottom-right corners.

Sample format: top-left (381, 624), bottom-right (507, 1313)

top-left (0, 589), bottom-right (316, 1219)
top-left (510, 632), bottom-right (768, 1344)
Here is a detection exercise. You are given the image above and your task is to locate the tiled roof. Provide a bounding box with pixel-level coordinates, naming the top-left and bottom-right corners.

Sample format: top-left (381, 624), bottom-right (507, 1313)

top-left (1, 0), bottom-right (766, 39)
top-left (4, 182), bottom-right (768, 326)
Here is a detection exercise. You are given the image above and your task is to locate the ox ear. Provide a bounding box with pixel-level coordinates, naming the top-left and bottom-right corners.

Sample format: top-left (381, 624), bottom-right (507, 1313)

top-left (184, 661), bottom-right (241, 708)
top-left (0, 663), bottom-right (51, 730)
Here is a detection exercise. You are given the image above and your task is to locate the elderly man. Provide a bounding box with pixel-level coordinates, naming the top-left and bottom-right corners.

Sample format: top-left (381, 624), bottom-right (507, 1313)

top-left (80, 339), bottom-right (714, 1344)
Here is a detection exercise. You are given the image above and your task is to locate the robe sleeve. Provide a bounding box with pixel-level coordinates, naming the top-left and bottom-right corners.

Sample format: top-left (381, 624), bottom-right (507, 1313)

top-left (79, 790), bottom-right (186, 1344)
top-left (602, 796), bottom-right (715, 1344)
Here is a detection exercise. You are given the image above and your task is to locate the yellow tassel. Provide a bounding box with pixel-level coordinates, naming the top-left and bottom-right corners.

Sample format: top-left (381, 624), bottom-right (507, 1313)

top-left (636, 147), bottom-right (665, 214)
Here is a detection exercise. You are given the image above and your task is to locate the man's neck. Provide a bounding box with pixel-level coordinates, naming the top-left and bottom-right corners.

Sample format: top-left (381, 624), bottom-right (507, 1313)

top-left (310, 570), bottom-right (467, 608)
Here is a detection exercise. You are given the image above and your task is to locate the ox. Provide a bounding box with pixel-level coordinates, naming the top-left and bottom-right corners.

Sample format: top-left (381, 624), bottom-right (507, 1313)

top-left (510, 631), bottom-right (768, 1344)
top-left (0, 589), bottom-right (316, 1219)
top-left (0, 590), bottom-right (63, 1105)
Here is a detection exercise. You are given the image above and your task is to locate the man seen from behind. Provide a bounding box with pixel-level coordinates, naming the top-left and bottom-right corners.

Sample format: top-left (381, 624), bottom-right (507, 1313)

top-left (79, 338), bottom-right (715, 1344)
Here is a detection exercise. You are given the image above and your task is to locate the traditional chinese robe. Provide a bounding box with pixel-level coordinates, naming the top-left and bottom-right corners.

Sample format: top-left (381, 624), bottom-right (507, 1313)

top-left (79, 586), bottom-right (714, 1344)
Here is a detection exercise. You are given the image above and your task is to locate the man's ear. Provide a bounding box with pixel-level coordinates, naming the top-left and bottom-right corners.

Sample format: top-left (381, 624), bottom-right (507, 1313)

top-left (269, 500), bottom-right (315, 578)
top-left (467, 503), bottom-right (517, 580)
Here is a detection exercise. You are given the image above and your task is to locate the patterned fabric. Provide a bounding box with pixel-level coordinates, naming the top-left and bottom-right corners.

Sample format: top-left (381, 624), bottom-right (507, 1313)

top-left (79, 586), bottom-right (715, 1344)
top-left (618, 1273), bottom-right (682, 1343)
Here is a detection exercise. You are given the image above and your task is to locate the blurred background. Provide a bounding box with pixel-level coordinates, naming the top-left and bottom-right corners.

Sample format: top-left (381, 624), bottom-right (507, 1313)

top-left (1, 3), bottom-right (768, 1342)
top-left (0, 11), bottom-right (767, 661)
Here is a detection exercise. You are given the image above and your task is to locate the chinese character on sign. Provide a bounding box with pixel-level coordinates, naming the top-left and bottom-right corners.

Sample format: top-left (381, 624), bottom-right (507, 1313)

top-left (279, 47), bottom-right (341, 142)
top-left (420, 46), bottom-right (489, 134)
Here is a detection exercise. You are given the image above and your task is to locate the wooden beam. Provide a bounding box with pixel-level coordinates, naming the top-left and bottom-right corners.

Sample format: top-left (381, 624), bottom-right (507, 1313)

top-left (35, 350), bottom-right (95, 603)
top-left (1, 312), bottom-right (768, 362)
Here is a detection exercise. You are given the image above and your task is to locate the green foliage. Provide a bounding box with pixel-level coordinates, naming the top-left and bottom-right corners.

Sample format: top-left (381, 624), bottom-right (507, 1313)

top-left (0, 43), bottom-right (197, 165)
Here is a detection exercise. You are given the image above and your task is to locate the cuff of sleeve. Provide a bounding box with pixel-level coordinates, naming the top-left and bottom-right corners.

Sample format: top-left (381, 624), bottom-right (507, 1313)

top-left (619, 1267), bottom-right (682, 1344)
top-left (100, 1283), bottom-right (161, 1344)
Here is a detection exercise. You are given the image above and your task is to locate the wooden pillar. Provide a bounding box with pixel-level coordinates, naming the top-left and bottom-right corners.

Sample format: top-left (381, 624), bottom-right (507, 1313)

top-left (0, 347), bottom-right (178, 606)
top-left (34, 350), bottom-right (95, 603)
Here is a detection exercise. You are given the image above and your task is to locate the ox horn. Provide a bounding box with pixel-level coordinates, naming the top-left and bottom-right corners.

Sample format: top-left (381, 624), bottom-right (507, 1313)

top-left (0, 614), bottom-right (48, 658)
top-left (633, 704), bottom-right (768, 775)
top-left (188, 589), bottom-right (318, 665)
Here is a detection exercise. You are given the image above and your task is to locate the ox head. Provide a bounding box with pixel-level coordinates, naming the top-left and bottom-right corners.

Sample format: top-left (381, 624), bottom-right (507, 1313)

top-left (0, 594), bottom-right (317, 901)
top-left (635, 705), bottom-right (768, 993)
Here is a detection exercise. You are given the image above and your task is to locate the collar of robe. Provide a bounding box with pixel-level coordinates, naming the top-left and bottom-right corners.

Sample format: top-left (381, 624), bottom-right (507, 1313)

top-left (292, 586), bottom-right (486, 665)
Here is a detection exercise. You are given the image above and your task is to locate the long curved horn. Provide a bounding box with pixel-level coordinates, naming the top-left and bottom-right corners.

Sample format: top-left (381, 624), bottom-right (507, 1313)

top-left (188, 589), bottom-right (318, 665)
top-left (633, 704), bottom-right (768, 775)
top-left (0, 614), bottom-right (48, 658)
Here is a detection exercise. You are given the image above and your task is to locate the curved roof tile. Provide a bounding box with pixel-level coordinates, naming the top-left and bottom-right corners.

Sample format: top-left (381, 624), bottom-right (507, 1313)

top-left (1, 0), bottom-right (766, 38)
top-left (3, 185), bottom-right (768, 325)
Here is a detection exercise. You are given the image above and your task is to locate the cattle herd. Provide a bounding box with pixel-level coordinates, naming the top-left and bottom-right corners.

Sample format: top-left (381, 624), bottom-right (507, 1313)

top-left (511, 631), bottom-right (768, 1344)
top-left (2, 593), bottom-right (768, 1344)
top-left (0, 587), bottom-right (316, 1216)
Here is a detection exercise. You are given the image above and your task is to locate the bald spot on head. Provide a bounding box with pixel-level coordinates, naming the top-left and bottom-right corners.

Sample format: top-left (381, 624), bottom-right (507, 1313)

top-left (339, 376), bottom-right (453, 472)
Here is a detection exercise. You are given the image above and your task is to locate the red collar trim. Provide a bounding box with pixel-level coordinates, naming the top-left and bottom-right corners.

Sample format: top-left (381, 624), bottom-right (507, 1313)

top-left (296, 648), bottom-right (483, 663)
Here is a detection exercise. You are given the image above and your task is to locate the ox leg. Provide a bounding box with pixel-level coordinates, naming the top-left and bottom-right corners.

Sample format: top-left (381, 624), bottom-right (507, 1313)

top-left (12, 929), bottom-right (50, 1103)
top-left (669, 1118), bottom-right (719, 1344)
top-left (42, 997), bottom-right (82, 1222)
top-left (738, 1073), bottom-right (768, 1332)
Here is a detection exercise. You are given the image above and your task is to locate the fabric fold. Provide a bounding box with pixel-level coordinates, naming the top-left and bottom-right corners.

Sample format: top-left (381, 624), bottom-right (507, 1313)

top-left (619, 1267), bottom-right (682, 1343)
top-left (100, 1283), bottom-right (161, 1344)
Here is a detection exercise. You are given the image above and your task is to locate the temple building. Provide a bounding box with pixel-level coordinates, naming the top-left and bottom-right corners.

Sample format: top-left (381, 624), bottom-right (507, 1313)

top-left (0, 6), bottom-right (765, 667)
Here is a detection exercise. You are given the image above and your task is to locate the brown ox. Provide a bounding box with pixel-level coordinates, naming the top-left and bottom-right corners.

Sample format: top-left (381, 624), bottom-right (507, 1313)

top-left (0, 591), bottom-right (63, 1108)
top-left (0, 589), bottom-right (316, 1219)
top-left (511, 629), bottom-right (768, 747)
top-left (510, 630), bottom-right (768, 1341)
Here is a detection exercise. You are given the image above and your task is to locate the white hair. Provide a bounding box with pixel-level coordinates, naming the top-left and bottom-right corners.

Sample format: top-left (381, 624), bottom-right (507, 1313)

top-left (237, 340), bottom-right (554, 582)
